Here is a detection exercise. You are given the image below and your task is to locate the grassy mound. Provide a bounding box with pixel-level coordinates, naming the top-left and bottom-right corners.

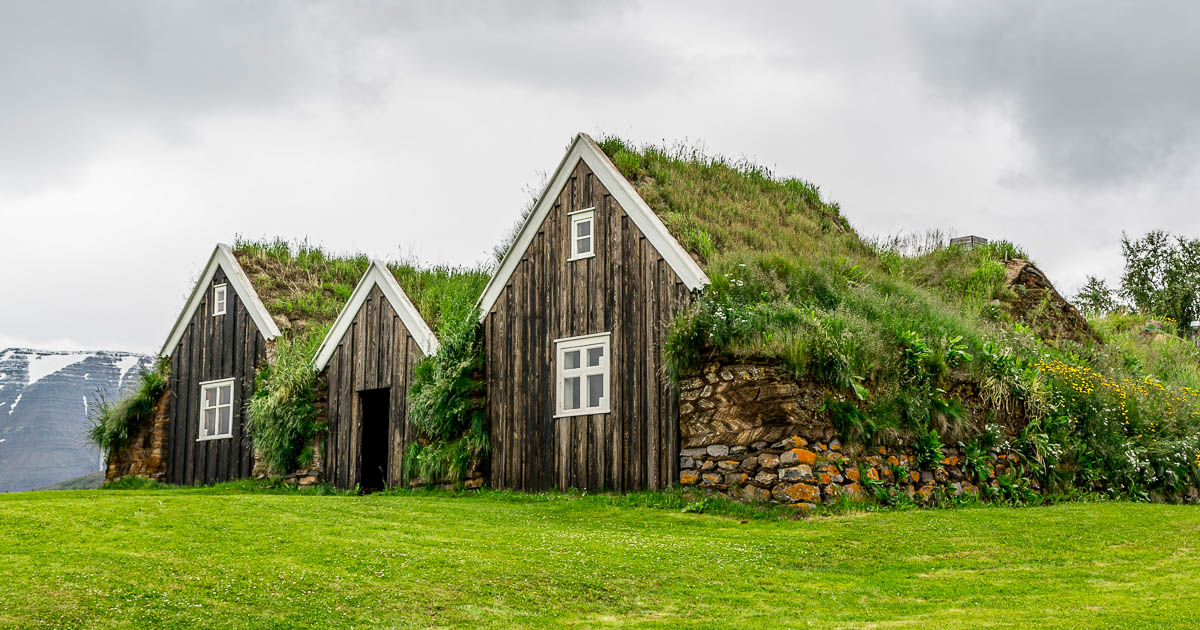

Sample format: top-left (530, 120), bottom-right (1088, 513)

top-left (597, 137), bottom-right (1200, 499)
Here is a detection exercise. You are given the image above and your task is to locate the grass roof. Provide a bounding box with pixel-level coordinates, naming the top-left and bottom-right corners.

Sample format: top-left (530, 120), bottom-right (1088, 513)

top-left (597, 137), bottom-right (864, 272)
top-left (596, 137), bottom-right (1013, 384)
top-left (232, 238), bottom-right (488, 343)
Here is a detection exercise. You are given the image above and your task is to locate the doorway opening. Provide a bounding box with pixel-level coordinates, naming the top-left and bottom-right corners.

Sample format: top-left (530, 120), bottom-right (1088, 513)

top-left (358, 387), bottom-right (391, 493)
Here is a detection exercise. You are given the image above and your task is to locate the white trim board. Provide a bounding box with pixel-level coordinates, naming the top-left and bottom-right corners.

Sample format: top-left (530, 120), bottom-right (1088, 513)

top-left (475, 133), bottom-right (709, 321)
top-left (159, 243), bottom-right (281, 357)
top-left (311, 260), bottom-right (439, 371)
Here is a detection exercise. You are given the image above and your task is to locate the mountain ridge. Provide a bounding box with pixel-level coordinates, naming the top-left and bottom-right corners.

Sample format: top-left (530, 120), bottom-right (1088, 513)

top-left (0, 347), bottom-right (154, 492)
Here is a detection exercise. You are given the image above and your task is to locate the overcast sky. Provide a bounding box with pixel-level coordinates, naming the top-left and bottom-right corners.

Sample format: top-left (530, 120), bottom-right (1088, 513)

top-left (3, 1), bottom-right (1198, 354)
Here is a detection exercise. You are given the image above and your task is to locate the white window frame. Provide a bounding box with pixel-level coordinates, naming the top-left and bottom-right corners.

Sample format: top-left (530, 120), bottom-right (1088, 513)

top-left (568, 208), bottom-right (596, 261)
top-left (554, 332), bottom-right (611, 418)
top-left (197, 378), bottom-right (235, 441)
top-left (212, 283), bottom-right (227, 316)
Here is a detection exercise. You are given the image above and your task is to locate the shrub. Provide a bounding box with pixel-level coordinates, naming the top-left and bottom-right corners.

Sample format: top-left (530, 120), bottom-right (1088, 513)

top-left (405, 304), bottom-right (489, 485)
top-left (245, 330), bottom-right (325, 475)
top-left (87, 358), bottom-right (169, 453)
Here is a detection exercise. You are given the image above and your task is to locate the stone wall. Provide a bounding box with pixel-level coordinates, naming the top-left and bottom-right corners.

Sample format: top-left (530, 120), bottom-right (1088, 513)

top-left (104, 391), bottom-right (170, 482)
top-left (679, 363), bottom-right (829, 448)
top-left (680, 436), bottom-right (1029, 509)
top-left (256, 439), bottom-right (324, 487)
top-left (677, 361), bottom-right (1033, 508)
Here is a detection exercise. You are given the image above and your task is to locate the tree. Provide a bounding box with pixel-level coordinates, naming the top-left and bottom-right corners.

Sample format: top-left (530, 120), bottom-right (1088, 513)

top-left (1074, 276), bottom-right (1119, 316)
top-left (1119, 230), bottom-right (1200, 327)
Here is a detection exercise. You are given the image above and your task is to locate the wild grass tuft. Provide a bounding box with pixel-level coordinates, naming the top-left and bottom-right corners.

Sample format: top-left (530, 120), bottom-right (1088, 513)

top-left (87, 358), bottom-right (169, 453)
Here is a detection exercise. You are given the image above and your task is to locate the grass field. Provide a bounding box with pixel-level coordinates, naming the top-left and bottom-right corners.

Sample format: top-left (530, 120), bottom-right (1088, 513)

top-left (1, 489), bottom-right (1198, 629)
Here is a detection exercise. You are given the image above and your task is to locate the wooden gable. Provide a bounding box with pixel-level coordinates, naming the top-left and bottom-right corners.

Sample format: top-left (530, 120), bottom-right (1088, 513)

top-left (164, 261), bottom-right (268, 485)
top-left (483, 147), bottom-right (697, 493)
top-left (316, 262), bottom-right (435, 490)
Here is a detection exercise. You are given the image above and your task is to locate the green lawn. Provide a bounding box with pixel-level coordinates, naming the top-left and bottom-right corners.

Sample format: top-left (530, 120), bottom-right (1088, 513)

top-left (1, 490), bottom-right (1197, 628)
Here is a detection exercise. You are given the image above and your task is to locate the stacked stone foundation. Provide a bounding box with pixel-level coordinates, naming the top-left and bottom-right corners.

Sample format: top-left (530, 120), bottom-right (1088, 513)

top-left (680, 436), bottom-right (1029, 509)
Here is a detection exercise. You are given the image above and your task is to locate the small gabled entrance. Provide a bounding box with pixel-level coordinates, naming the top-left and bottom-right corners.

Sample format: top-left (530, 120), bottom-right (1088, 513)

top-left (358, 388), bottom-right (391, 492)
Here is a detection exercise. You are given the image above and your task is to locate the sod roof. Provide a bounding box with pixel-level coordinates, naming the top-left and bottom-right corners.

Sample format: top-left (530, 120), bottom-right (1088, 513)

top-left (232, 239), bottom-right (488, 343)
top-left (596, 136), bottom-right (866, 275)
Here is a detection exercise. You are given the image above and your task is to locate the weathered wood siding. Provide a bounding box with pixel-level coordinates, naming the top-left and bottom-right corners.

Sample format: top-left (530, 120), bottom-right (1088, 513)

top-left (322, 284), bottom-right (425, 489)
top-left (165, 266), bottom-right (266, 485)
top-left (485, 159), bottom-right (693, 492)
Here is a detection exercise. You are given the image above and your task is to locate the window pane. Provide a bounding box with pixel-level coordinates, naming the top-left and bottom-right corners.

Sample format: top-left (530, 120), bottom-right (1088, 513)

top-left (219, 384), bottom-right (231, 405)
top-left (564, 377), bottom-right (581, 410)
top-left (204, 387), bottom-right (217, 407)
top-left (586, 346), bottom-right (603, 367)
top-left (576, 219), bottom-right (591, 238)
top-left (588, 374), bottom-right (604, 407)
top-left (564, 350), bottom-right (580, 370)
top-left (204, 408), bottom-right (217, 436)
top-left (219, 407), bottom-right (231, 435)
top-left (577, 237), bottom-right (591, 254)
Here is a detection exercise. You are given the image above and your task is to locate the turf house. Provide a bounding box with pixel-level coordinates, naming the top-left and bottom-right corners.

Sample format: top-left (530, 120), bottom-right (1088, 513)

top-left (101, 243), bottom-right (281, 485)
top-left (478, 132), bottom-right (1200, 504)
top-left (97, 133), bottom-right (1200, 507)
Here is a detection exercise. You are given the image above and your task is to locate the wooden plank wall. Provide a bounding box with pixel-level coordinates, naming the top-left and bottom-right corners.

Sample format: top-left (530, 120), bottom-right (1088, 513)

top-left (165, 266), bottom-right (266, 485)
top-left (485, 159), bottom-right (693, 492)
top-left (323, 284), bottom-right (424, 490)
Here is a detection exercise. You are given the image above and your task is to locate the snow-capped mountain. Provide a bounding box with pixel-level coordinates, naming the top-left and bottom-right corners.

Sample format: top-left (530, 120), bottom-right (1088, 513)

top-left (0, 348), bottom-right (155, 492)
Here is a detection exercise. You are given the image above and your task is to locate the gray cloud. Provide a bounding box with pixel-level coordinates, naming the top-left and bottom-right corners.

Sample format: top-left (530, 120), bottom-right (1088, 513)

top-left (908, 1), bottom-right (1200, 187)
top-left (0, 2), bottom-right (323, 193)
top-left (0, 1), bottom-right (678, 195)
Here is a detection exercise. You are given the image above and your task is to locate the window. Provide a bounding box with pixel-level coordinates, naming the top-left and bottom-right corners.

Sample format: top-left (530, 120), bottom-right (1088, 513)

top-left (555, 332), bottom-right (610, 417)
top-left (198, 378), bottom-right (235, 440)
top-left (212, 284), bottom-right (227, 316)
top-left (569, 208), bottom-right (595, 260)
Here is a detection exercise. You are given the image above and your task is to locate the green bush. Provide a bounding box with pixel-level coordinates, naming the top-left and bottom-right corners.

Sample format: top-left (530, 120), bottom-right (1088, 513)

top-left (87, 358), bottom-right (169, 453)
top-left (405, 300), bottom-right (489, 485)
top-left (245, 330), bottom-right (325, 475)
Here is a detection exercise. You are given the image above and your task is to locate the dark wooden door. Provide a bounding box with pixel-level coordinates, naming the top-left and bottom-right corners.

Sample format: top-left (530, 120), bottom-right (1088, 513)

top-left (358, 388), bottom-right (391, 492)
